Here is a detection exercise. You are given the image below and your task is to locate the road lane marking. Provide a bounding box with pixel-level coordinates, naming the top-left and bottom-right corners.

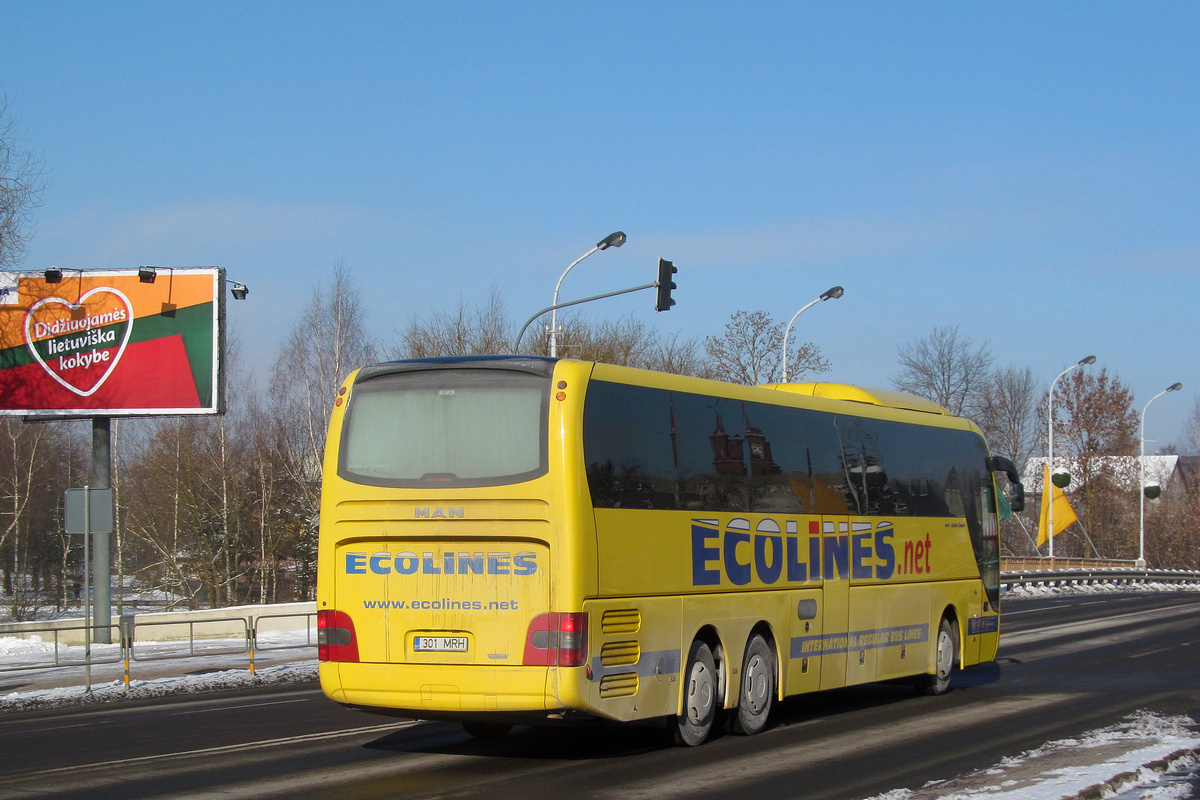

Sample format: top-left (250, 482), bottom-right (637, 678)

top-left (2, 720), bottom-right (419, 780)
top-left (171, 697), bottom-right (314, 715)
top-left (0, 720), bottom-right (99, 738)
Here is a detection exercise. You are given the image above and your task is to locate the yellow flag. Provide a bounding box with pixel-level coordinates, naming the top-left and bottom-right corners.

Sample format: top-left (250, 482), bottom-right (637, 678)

top-left (1037, 464), bottom-right (1079, 547)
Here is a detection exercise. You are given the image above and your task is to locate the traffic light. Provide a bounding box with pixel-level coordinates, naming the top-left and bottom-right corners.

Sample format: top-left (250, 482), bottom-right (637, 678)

top-left (655, 258), bottom-right (677, 312)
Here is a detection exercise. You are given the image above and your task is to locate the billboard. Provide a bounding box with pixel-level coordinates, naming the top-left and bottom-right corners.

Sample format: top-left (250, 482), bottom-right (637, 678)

top-left (0, 267), bottom-right (225, 416)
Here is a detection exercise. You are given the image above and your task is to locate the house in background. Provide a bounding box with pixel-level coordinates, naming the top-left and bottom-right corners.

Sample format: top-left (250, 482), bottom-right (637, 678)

top-left (1022, 455), bottom-right (1200, 501)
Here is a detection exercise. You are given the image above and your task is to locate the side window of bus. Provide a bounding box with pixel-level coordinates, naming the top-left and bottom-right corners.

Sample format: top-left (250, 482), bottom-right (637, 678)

top-left (581, 380), bottom-right (991, 523)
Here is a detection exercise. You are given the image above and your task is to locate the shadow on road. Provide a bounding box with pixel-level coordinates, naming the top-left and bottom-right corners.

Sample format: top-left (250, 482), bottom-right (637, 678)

top-left (360, 661), bottom-right (1004, 760)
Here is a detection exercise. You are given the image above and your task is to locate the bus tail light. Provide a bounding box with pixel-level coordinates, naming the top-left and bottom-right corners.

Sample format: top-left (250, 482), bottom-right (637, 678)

top-left (523, 612), bottom-right (588, 667)
top-left (317, 609), bottom-right (360, 662)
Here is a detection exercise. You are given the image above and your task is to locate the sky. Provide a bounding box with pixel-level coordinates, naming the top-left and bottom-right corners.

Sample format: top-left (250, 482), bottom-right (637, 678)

top-left (2, 2), bottom-right (1199, 451)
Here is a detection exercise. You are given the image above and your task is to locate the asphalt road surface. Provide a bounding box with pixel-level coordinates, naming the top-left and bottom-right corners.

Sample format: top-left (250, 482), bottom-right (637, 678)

top-left (1, 592), bottom-right (1197, 800)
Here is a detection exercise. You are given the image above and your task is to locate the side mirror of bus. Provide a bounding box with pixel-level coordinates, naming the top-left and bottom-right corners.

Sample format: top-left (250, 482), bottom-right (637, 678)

top-left (985, 455), bottom-right (1025, 513)
top-left (1006, 482), bottom-right (1025, 513)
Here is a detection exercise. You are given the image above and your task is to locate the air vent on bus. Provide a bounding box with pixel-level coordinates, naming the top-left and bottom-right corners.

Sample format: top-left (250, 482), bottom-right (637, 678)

top-left (599, 672), bottom-right (639, 698)
top-left (601, 608), bottom-right (641, 634)
top-left (600, 641), bottom-right (641, 667)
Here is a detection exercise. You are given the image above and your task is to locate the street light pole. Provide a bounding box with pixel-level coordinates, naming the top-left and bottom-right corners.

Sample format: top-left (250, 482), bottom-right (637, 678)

top-left (1138, 381), bottom-right (1182, 568)
top-left (549, 231), bottom-right (626, 357)
top-left (1046, 355), bottom-right (1095, 560)
top-left (779, 286), bottom-right (843, 383)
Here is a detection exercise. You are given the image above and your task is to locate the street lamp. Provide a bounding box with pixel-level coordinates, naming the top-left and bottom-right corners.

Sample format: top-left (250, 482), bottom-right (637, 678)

top-left (1046, 354), bottom-right (1095, 560)
top-left (779, 286), bottom-right (843, 383)
top-left (549, 231), bottom-right (626, 357)
top-left (1138, 381), bottom-right (1182, 568)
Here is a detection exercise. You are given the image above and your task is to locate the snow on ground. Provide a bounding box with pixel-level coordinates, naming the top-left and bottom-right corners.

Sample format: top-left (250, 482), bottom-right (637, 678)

top-left (0, 662), bottom-right (319, 713)
top-left (1003, 581), bottom-right (1200, 601)
top-left (0, 627), bottom-right (318, 712)
top-left (867, 712), bottom-right (1200, 800)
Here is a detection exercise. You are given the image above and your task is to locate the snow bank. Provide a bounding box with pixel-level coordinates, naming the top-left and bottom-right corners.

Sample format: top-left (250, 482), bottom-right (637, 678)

top-left (0, 662), bottom-right (318, 713)
top-left (1004, 581), bottom-right (1200, 601)
top-left (867, 712), bottom-right (1200, 800)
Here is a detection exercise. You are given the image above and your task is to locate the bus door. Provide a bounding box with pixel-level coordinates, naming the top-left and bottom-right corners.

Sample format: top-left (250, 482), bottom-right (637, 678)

top-left (819, 516), bottom-right (850, 691)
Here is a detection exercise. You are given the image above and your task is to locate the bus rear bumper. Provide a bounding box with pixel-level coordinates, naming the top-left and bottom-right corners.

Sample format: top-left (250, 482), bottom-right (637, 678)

top-left (321, 661), bottom-right (563, 714)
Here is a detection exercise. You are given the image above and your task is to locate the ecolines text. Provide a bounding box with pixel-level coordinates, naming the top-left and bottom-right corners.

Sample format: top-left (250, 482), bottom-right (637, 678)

top-left (345, 551), bottom-right (538, 576)
top-left (691, 518), bottom-right (922, 586)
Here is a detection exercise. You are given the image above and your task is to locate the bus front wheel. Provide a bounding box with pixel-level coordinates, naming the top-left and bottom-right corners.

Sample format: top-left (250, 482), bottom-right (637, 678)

top-left (918, 616), bottom-right (958, 696)
top-left (730, 634), bottom-right (775, 736)
top-left (673, 640), bottom-right (718, 746)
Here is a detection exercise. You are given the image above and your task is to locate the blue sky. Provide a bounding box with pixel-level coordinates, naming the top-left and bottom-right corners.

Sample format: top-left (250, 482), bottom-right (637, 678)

top-left (3, 2), bottom-right (1198, 449)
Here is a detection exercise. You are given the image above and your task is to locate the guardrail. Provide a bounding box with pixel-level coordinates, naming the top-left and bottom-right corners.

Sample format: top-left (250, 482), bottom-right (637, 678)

top-left (0, 620), bottom-right (122, 672)
top-left (0, 608), bottom-right (316, 691)
top-left (1001, 567), bottom-right (1200, 590)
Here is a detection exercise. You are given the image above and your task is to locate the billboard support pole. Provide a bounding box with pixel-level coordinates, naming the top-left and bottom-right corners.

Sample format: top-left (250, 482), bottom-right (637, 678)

top-left (83, 484), bottom-right (91, 691)
top-left (91, 417), bottom-right (112, 644)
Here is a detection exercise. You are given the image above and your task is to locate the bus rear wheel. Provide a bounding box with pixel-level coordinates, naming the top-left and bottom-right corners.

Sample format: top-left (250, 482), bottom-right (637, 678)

top-left (730, 634), bottom-right (775, 736)
top-left (673, 640), bottom-right (718, 746)
top-left (917, 616), bottom-right (958, 696)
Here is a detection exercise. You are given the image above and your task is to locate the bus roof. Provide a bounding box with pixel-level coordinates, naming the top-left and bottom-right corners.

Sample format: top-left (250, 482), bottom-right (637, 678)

top-left (763, 382), bottom-right (949, 415)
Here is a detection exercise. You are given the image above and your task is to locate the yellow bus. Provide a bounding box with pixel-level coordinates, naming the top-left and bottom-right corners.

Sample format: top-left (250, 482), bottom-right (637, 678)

top-left (316, 356), bottom-right (1023, 745)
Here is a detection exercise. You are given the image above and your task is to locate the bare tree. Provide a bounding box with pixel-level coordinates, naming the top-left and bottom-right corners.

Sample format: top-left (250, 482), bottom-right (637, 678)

top-left (271, 263), bottom-right (378, 486)
top-left (395, 291), bottom-right (708, 377)
top-left (1181, 394), bottom-right (1200, 455)
top-left (269, 264), bottom-right (377, 597)
top-left (1048, 367), bottom-right (1138, 468)
top-left (644, 331), bottom-right (709, 377)
top-left (0, 93), bottom-right (47, 268)
top-left (395, 288), bottom-right (510, 358)
top-left (0, 418), bottom-right (78, 618)
top-left (892, 325), bottom-right (993, 418)
top-left (1039, 366), bottom-right (1139, 559)
top-left (704, 310), bottom-right (831, 386)
top-left (977, 366), bottom-right (1040, 471)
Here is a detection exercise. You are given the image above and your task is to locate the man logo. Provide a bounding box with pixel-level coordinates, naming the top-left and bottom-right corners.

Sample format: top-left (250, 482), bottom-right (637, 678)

top-left (414, 507), bottom-right (464, 519)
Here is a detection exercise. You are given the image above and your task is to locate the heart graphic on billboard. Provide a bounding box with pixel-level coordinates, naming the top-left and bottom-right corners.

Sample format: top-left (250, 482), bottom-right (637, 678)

top-left (24, 288), bottom-right (134, 397)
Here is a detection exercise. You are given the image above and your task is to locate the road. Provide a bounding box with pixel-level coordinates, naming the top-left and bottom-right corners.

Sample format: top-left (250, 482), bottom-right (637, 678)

top-left (1, 592), bottom-right (1198, 800)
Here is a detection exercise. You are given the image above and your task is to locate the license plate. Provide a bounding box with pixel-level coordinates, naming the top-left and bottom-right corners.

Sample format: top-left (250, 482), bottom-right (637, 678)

top-left (413, 635), bottom-right (469, 653)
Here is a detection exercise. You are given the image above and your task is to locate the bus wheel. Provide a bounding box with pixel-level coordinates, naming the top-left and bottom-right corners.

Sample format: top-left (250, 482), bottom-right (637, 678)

top-left (462, 720), bottom-right (513, 740)
top-left (730, 634), bottom-right (775, 736)
top-left (918, 617), bottom-right (958, 696)
top-left (673, 640), bottom-right (718, 746)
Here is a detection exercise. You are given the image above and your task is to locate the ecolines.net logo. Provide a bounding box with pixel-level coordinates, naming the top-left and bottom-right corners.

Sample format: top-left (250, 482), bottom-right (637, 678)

top-left (344, 551), bottom-right (538, 576)
top-left (690, 517), bottom-right (936, 586)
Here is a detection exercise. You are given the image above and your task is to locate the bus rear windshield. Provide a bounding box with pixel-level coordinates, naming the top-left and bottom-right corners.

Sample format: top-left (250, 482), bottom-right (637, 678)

top-left (339, 368), bottom-right (549, 488)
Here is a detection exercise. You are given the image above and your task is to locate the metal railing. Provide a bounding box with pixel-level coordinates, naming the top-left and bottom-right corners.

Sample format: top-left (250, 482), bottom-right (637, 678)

top-left (127, 617), bottom-right (251, 662)
top-left (252, 612), bottom-right (317, 652)
top-left (0, 611), bottom-right (316, 691)
top-left (0, 621), bottom-right (122, 673)
top-left (1002, 567), bottom-right (1200, 590)
top-left (1001, 557), bottom-right (1139, 572)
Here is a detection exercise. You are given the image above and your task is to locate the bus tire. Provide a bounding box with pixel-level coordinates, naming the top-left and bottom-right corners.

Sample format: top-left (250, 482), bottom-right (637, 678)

top-left (673, 640), bottom-right (718, 747)
top-left (730, 634), bottom-right (775, 736)
top-left (918, 616), bottom-right (958, 696)
top-left (462, 720), bottom-right (513, 740)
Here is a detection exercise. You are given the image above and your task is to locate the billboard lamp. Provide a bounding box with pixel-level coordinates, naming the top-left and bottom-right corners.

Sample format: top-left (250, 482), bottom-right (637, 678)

top-left (138, 267), bottom-right (157, 284)
top-left (230, 282), bottom-right (249, 300)
top-left (44, 268), bottom-right (62, 284)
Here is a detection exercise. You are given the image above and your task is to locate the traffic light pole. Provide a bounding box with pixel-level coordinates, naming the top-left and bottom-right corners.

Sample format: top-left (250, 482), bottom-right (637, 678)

top-left (514, 281), bottom-right (657, 353)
